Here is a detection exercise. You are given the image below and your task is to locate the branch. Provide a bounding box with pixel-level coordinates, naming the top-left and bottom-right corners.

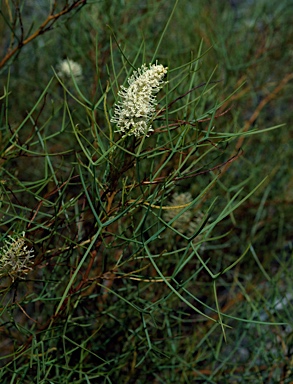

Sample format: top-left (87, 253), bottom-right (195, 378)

top-left (0, 0), bottom-right (87, 69)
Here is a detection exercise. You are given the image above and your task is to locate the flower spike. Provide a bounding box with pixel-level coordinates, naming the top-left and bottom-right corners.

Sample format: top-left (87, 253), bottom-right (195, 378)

top-left (111, 62), bottom-right (168, 137)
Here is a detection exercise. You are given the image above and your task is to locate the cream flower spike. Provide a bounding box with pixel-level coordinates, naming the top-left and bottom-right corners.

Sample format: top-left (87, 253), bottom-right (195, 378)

top-left (57, 58), bottom-right (83, 81)
top-left (111, 62), bottom-right (168, 137)
top-left (0, 232), bottom-right (34, 281)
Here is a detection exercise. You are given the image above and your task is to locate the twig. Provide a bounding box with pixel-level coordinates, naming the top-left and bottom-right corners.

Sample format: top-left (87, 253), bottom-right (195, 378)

top-left (0, 1), bottom-right (87, 69)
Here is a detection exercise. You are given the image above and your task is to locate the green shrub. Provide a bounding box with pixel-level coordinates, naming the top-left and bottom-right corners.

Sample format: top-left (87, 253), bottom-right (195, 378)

top-left (0, 1), bottom-right (292, 382)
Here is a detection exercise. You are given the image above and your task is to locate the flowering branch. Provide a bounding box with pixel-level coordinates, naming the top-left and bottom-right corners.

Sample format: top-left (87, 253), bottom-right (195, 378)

top-left (111, 62), bottom-right (168, 137)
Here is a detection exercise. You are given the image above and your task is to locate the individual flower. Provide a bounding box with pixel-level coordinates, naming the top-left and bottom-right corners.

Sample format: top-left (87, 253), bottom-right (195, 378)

top-left (0, 232), bottom-right (34, 281)
top-left (111, 62), bottom-right (168, 137)
top-left (57, 58), bottom-right (83, 81)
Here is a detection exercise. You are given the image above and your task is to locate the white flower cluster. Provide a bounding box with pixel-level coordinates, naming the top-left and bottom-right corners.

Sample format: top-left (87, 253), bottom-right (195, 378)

top-left (0, 232), bottom-right (34, 281)
top-left (163, 192), bottom-right (205, 239)
top-left (57, 59), bottom-right (83, 81)
top-left (111, 63), bottom-right (168, 137)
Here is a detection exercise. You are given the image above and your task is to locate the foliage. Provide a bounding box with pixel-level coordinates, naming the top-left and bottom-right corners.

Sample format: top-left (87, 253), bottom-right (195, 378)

top-left (0, 0), bottom-right (292, 382)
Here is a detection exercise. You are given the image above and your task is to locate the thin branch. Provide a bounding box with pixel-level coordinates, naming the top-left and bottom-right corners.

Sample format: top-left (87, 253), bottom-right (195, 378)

top-left (141, 149), bottom-right (243, 185)
top-left (0, 0), bottom-right (87, 69)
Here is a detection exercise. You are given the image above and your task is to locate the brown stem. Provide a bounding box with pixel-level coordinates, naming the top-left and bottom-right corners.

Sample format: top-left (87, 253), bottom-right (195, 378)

top-left (0, 1), bottom-right (87, 69)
